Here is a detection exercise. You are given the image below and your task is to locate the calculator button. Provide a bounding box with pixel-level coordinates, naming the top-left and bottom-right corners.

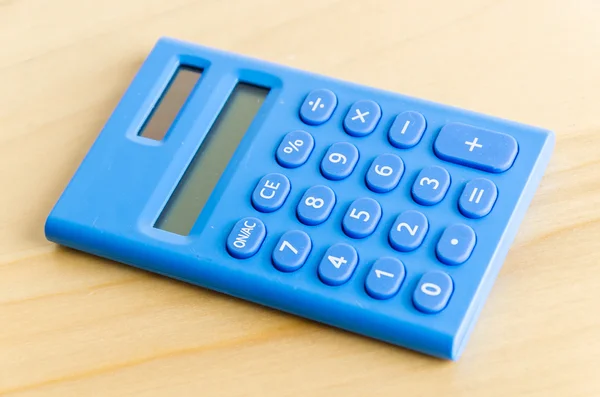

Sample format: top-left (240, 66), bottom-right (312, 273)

top-left (318, 243), bottom-right (359, 286)
top-left (272, 230), bottom-right (312, 272)
top-left (364, 257), bottom-right (406, 300)
top-left (342, 198), bottom-right (382, 239)
top-left (320, 142), bottom-right (359, 180)
top-left (275, 130), bottom-right (315, 168)
top-left (388, 210), bottom-right (429, 252)
top-left (388, 111), bottom-right (427, 149)
top-left (226, 217), bottom-right (266, 259)
top-left (413, 271), bottom-right (454, 314)
top-left (433, 122), bottom-right (518, 173)
top-left (436, 224), bottom-right (476, 266)
top-left (296, 185), bottom-right (336, 226)
top-left (299, 89), bottom-right (337, 125)
top-left (458, 178), bottom-right (498, 219)
top-left (343, 100), bottom-right (382, 137)
top-left (251, 173), bottom-right (291, 213)
top-left (365, 153), bottom-right (404, 193)
top-left (411, 166), bottom-right (451, 206)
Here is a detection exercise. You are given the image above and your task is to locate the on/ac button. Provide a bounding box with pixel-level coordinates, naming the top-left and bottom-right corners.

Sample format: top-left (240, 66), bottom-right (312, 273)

top-left (226, 217), bottom-right (266, 259)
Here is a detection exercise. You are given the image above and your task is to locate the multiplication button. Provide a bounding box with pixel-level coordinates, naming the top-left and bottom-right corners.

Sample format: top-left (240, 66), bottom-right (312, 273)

top-left (343, 100), bottom-right (381, 137)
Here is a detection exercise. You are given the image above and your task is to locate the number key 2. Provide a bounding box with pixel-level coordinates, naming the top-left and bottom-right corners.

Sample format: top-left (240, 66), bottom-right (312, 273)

top-left (389, 210), bottom-right (428, 252)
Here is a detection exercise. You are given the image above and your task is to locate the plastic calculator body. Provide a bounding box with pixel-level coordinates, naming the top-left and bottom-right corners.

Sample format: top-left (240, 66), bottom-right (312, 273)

top-left (45, 37), bottom-right (554, 360)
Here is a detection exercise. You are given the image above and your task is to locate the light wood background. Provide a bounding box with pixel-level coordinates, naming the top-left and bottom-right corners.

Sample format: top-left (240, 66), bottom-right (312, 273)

top-left (1, 0), bottom-right (599, 395)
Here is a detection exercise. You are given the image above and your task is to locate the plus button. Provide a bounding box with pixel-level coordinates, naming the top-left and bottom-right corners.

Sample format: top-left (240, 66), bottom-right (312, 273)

top-left (465, 137), bottom-right (483, 152)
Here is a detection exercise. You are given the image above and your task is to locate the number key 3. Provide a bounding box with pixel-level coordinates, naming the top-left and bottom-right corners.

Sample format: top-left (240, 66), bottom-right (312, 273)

top-left (411, 166), bottom-right (451, 206)
top-left (296, 185), bottom-right (336, 226)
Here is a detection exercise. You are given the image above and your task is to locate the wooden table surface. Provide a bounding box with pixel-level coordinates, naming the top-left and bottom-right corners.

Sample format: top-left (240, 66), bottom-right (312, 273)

top-left (2, 0), bottom-right (599, 395)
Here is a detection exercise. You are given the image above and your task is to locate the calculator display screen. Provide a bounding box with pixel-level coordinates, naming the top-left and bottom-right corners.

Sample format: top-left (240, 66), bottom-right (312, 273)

top-left (155, 83), bottom-right (270, 235)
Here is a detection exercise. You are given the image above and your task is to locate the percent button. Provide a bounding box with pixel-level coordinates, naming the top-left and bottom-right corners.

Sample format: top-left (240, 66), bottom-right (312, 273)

top-left (276, 130), bottom-right (315, 168)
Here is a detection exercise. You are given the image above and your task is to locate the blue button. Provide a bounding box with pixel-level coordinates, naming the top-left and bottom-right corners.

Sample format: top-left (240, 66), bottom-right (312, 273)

top-left (434, 122), bottom-right (519, 173)
top-left (365, 257), bottom-right (406, 300)
top-left (458, 178), bottom-right (498, 219)
top-left (389, 210), bottom-right (428, 252)
top-left (299, 89), bottom-right (337, 125)
top-left (413, 271), bottom-right (454, 314)
top-left (411, 166), bottom-right (451, 206)
top-left (226, 217), bottom-right (266, 259)
top-left (342, 198), bottom-right (382, 239)
top-left (272, 230), bottom-right (312, 272)
top-left (320, 142), bottom-right (359, 180)
top-left (343, 100), bottom-right (381, 137)
top-left (318, 243), bottom-right (359, 286)
top-left (251, 173), bottom-right (291, 213)
top-left (388, 111), bottom-right (427, 149)
top-left (297, 185), bottom-right (336, 226)
top-left (436, 224), bottom-right (476, 266)
top-left (365, 153), bottom-right (404, 193)
top-left (275, 130), bottom-right (315, 168)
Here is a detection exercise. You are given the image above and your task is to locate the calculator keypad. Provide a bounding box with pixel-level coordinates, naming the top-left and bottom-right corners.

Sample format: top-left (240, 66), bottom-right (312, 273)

top-left (342, 198), bottom-right (382, 239)
top-left (297, 185), bottom-right (336, 226)
top-left (272, 230), bottom-right (312, 272)
top-left (388, 111), bottom-right (427, 149)
top-left (365, 257), bottom-right (406, 300)
top-left (365, 153), bottom-right (404, 193)
top-left (275, 130), bottom-right (315, 168)
top-left (458, 178), bottom-right (498, 219)
top-left (318, 243), bottom-right (359, 286)
top-left (436, 224), bottom-right (476, 266)
top-left (411, 166), bottom-right (451, 206)
top-left (343, 100), bottom-right (382, 137)
top-left (251, 173), bottom-right (291, 213)
top-left (320, 142), bottom-right (360, 180)
top-left (226, 217), bottom-right (266, 259)
top-left (299, 89), bottom-right (337, 125)
top-left (413, 271), bottom-right (454, 314)
top-left (231, 88), bottom-right (524, 318)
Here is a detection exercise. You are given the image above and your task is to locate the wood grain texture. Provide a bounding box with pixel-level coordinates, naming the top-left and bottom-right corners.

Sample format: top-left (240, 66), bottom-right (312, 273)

top-left (1, 0), bottom-right (599, 395)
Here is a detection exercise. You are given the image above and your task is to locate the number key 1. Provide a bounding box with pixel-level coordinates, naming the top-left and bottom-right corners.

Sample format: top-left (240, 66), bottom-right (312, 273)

top-left (365, 257), bottom-right (406, 300)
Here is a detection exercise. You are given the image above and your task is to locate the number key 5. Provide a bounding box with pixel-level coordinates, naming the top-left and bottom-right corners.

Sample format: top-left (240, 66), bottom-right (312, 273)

top-left (342, 198), bottom-right (382, 239)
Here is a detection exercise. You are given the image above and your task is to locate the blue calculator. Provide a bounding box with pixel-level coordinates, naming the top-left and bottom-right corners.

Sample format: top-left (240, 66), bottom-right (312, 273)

top-left (45, 37), bottom-right (554, 360)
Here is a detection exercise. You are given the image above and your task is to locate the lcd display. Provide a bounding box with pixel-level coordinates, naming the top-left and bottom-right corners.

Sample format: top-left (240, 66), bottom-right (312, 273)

top-left (139, 67), bottom-right (202, 140)
top-left (155, 83), bottom-right (270, 235)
